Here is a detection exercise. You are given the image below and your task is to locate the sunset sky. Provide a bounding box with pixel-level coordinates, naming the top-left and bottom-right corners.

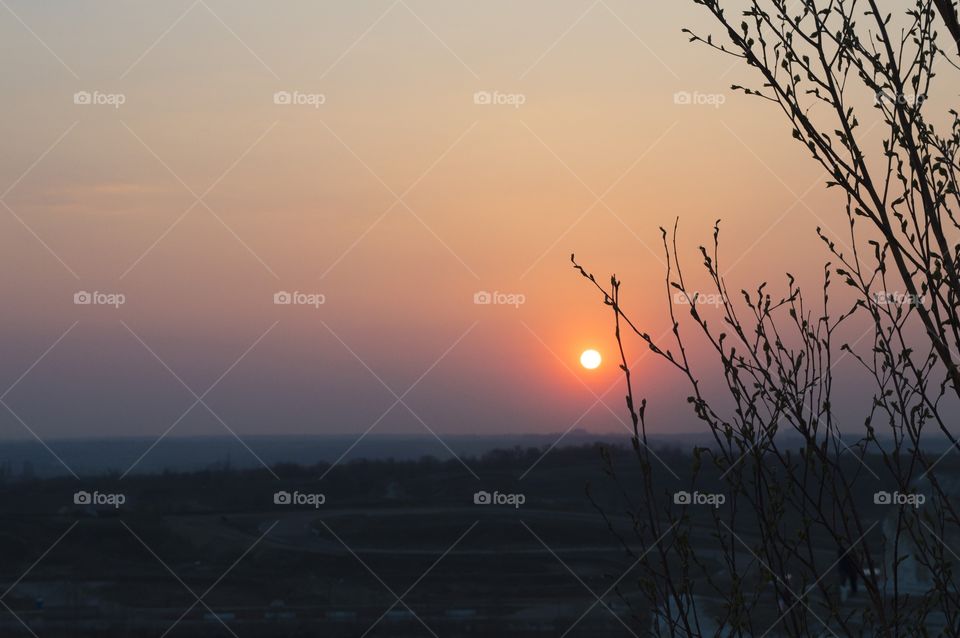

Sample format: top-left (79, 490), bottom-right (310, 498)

top-left (0, 0), bottom-right (931, 449)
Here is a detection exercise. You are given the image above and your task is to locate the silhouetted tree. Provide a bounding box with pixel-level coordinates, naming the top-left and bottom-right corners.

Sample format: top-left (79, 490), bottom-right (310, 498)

top-left (576, 1), bottom-right (960, 635)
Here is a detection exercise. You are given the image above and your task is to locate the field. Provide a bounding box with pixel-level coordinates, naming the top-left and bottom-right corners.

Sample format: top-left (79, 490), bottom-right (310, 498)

top-left (0, 444), bottom-right (675, 637)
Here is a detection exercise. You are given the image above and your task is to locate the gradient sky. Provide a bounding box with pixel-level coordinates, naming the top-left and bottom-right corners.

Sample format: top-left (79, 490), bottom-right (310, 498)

top-left (0, 1), bottom-right (949, 451)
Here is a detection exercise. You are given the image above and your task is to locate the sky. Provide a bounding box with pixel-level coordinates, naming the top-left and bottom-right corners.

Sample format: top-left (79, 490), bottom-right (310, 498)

top-left (0, 1), bottom-right (943, 451)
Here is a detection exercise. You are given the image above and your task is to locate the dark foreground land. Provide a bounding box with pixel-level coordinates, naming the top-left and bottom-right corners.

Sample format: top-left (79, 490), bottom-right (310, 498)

top-left (0, 440), bottom-right (931, 637)
top-left (0, 443), bottom-right (666, 638)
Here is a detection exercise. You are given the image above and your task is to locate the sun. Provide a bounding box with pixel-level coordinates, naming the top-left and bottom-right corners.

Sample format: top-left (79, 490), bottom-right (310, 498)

top-left (580, 349), bottom-right (602, 370)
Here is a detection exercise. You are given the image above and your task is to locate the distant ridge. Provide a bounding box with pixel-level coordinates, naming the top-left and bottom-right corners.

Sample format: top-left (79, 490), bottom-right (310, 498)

top-left (0, 430), bottom-right (950, 478)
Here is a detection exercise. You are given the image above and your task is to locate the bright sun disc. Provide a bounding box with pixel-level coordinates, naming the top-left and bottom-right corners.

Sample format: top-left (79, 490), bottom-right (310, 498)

top-left (580, 349), bottom-right (602, 370)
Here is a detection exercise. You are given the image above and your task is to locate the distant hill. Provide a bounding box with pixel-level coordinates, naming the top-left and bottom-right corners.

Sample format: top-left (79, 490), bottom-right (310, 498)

top-left (0, 431), bottom-right (624, 478)
top-left (0, 430), bottom-right (951, 478)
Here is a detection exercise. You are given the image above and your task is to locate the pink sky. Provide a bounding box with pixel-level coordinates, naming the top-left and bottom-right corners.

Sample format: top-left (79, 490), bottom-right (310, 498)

top-left (0, 0), bottom-right (941, 443)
